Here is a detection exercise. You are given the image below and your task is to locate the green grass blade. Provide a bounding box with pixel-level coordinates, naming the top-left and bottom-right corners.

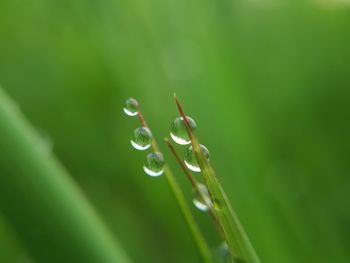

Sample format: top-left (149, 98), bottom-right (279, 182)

top-left (0, 87), bottom-right (131, 263)
top-left (163, 165), bottom-right (213, 263)
top-left (175, 95), bottom-right (260, 263)
top-left (134, 110), bottom-right (213, 263)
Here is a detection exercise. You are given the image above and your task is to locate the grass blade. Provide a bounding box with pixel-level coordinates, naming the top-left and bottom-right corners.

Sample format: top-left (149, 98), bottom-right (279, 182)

top-left (174, 95), bottom-right (261, 263)
top-left (163, 165), bottom-right (213, 263)
top-left (0, 87), bottom-right (131, 262)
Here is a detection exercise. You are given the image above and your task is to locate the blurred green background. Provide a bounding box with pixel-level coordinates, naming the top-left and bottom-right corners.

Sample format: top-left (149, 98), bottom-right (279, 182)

top-left (0, 0), bottom-right (349, 262)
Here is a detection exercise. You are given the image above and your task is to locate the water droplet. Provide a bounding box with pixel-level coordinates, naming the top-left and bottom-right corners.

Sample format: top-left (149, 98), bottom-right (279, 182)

top-left (213, 242), bottom-right (233, 263)
top-left (143, 152), bottom-right (165, 177)
top-left (130, 127), bottom-right (152, 150)
top-left (170, 116), bottom-right (197, 145)
top-left (193, 183), bottom-right (212, 212)
top-left (184, 144), bottom-right (210, 172)
top-left (123, 98), bottom-right (139, 116)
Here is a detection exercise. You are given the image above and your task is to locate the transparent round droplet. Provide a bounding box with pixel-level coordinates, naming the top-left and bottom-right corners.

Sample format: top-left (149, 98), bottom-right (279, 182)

top-left (170, 116), bottom-right (197, 145)
top-left (193, 183), bottom-right (212, 212)
top-left (143, 152), bottom-right (165, 177)
top-left (213, 242), bottom-right (233, 263)
top-left (184, 144), bottom-right (210, 172)
top-left (123, 98), bottom-right (139, 116)
top-left (130, 127), bottom-right (152, 150)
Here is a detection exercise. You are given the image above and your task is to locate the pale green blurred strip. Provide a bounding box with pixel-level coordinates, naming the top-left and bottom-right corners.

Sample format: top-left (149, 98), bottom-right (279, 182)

top-left (0, 87), bottom-right (131, 263)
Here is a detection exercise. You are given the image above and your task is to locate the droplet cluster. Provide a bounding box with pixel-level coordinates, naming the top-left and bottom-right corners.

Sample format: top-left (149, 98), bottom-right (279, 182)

top-left (169, 114), bottom-right (212, 212)
top-left (124, 98), bottom-right (165, 177)
top-left (124, 98), bottom-right (231, 256)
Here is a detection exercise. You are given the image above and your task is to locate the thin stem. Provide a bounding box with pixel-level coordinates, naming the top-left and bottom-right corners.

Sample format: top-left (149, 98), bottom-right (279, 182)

top-left (135, 108), bottom-right (213, 263)
top-left (136, 108), bottom-right (147, 128)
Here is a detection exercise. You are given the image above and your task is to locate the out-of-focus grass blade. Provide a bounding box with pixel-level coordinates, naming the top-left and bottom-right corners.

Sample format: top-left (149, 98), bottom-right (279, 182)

top-left (174, 95), bottom-right (260, 263)
top-left (0, 87), bottom-right (131, 263)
